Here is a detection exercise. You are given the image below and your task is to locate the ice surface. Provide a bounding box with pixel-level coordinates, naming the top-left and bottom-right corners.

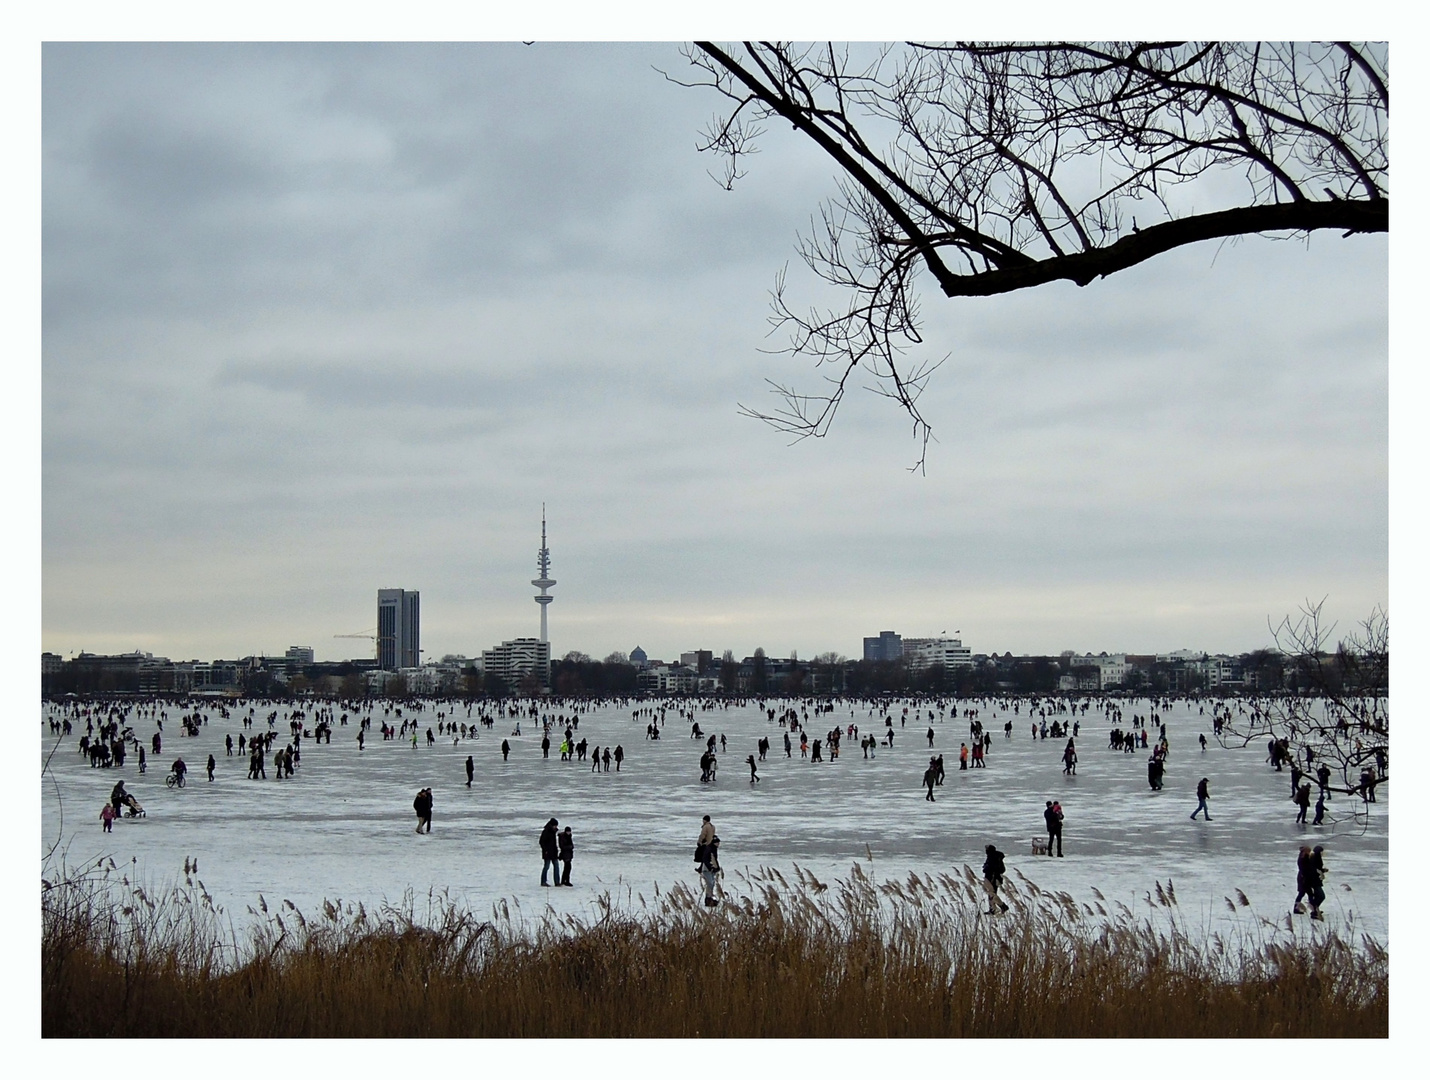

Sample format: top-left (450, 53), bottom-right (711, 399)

top-left (41, 698), bottom-right (1387, 941)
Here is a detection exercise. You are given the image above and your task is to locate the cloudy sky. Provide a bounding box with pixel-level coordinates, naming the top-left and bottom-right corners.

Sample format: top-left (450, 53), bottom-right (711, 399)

top-left (41, 42), bottom-right (1387, 665)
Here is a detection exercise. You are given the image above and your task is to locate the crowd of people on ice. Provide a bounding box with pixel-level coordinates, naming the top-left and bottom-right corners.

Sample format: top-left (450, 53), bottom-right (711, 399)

top-left (45, 688), bottom-right (1384, 921)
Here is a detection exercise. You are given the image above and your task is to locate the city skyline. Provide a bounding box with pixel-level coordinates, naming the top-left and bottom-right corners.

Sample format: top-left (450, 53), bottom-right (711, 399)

top-left (42, 43), bottom-right (1387, 666)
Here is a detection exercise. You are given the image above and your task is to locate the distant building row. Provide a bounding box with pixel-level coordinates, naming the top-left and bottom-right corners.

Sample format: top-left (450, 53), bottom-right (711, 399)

top-left (40, 642), bottom-right (1292, 698)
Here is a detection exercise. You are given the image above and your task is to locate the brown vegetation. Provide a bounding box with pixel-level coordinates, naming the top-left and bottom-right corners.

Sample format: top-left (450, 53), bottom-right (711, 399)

top-left (42, 860), bottom-right (1386, 1038)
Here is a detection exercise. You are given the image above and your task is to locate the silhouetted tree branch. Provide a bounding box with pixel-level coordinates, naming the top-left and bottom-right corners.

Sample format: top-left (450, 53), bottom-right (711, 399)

top-left (674, 42), bottom-right (1388, 468)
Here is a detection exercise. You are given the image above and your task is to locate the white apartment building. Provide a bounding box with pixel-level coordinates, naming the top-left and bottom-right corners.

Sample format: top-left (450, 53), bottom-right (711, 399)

top-left (1066, 653), bottom-right (1129, 689)
top-left (902, 637), bottom-right (974, 673)
top-left (637, 662), bottom-right (698, 694)
top-left (481, 637), bottom-right (551, 688)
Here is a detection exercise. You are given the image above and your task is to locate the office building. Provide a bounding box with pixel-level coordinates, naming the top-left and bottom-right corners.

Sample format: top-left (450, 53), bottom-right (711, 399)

top-left (377, 589), bottom-right (420, 670)
top-left (680, 650), bottom-right (713, 673)
top-left (863, 631), bottom-right (903, 663)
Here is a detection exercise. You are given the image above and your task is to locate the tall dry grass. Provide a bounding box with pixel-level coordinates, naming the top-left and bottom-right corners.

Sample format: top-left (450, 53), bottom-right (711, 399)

top-left (42, 858), bottom-right (1386, 1037)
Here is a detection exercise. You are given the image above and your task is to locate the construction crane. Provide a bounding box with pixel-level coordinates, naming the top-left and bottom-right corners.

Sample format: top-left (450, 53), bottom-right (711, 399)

top-left (334, 629), bottom-right (378, 662)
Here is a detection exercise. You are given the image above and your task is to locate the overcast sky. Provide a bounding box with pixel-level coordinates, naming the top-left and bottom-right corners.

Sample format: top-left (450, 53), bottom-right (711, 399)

top-left (41, 42), bottom-right (1387, 665)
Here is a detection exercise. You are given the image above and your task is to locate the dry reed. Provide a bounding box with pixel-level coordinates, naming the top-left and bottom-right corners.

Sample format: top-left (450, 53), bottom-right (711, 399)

top-left (42, 858), bottom-right (1386, 1037)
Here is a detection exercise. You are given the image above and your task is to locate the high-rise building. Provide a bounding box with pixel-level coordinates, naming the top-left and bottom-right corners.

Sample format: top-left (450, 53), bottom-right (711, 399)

top-left (377, 589), bottom-right (420, 670)
top-left (284, 645), bottom-right (315, 665)
top-left (863, 630), bottom-right (903, 663)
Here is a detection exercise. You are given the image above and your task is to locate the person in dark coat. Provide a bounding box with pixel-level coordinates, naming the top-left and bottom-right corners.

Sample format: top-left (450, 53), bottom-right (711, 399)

top-left (540, 818), bottom-right (560, 886)
top-left (501, 738), bottom-right (510, 761)
top-left (1191, 777), bottom-right (1211, 820)
top-left (746, 754), bottom-right (759, 782)
top-left (558, 826), bottom-right (574, 886)
top-left (1307, 845), bottom-right (1327, 920)
top-left (206, 754), bottom-right (216, 782)
top-left (465, 755), bottom-right (474, 787)
top-left (923, 767), bottom-right (937, 801)
top-left (413, 788), bottom-right (433, 834)
top-left (1294, 782), bottom-right (1312, 824)
top-left (1294, 845), bottom-right (1313, 913)
top-left (982, 844), bottom-right (1010, 914)
top-left (699, 835), bottom-right (722, 907)
top-left (1044, 800), bottom-right (1063, 856)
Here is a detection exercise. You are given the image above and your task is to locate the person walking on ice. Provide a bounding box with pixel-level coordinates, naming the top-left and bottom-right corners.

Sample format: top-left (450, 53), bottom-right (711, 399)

top-left (923, 766), bottom-right (937, 802)
top-left (465, 755), bottom-right (474, 787)
top-left (1043, 800), bottom-right (1064, 857)
top-left (558, 826), bottom-right (574, 886)
top-left (982, 844), bottom-right (1010, 914)
top-left (746, 754), bottom-right (759, 782)
top-left (413, 787), bottom-right (433, 833)
top-left (540, 818), bottom-right (560, 886)
top-left (1307, 845), bottom-right (1327, 921)
top-left (697, 835), bottom-right (723, 908)
top-left (1191, 777), bottom-right (1212, 820)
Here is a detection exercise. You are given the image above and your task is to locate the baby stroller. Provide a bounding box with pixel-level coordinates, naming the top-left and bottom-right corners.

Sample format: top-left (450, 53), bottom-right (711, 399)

top-left (122, 793), bottom-right (145, 818)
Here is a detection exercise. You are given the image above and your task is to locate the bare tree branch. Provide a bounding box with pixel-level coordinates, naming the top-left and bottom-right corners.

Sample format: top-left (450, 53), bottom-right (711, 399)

top-left (678, 41), bottom-right (1388, 457)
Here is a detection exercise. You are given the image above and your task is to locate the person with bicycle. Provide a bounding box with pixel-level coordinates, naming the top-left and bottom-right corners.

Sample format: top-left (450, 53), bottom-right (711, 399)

top-left (168, 758), bottom-right (188, 787)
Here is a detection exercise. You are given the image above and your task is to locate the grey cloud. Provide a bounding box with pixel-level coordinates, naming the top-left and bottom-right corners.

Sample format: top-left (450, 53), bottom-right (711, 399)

top-left (42, 43), bottom-right (1386, 663)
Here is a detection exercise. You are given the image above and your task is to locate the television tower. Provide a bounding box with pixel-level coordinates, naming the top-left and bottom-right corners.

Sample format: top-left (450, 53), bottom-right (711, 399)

top-left (532, 505), bottom-right (555, 644)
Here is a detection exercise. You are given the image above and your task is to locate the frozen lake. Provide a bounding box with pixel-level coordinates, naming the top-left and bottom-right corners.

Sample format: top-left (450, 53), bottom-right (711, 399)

top-left (41, 697), bottom-right (1388, 942)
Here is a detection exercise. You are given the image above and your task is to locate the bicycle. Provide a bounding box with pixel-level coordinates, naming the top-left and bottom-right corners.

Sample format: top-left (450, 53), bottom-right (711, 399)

top-left (165, 772), bottom-right (186, 789)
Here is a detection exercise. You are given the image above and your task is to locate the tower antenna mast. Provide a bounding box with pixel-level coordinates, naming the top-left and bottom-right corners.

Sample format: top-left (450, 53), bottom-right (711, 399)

top-left (532, 504), bottom-right (555, 647)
